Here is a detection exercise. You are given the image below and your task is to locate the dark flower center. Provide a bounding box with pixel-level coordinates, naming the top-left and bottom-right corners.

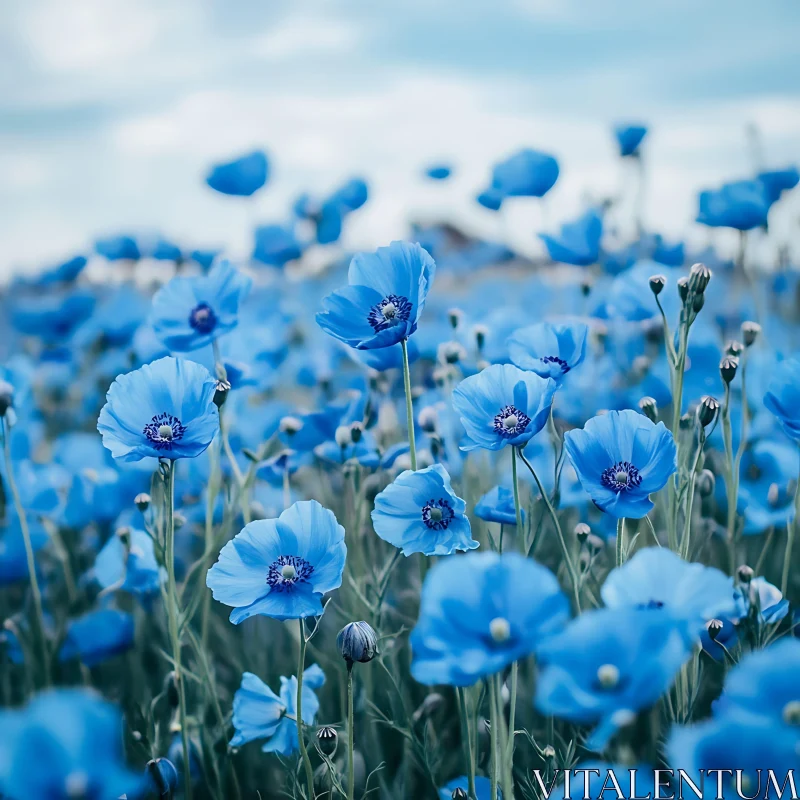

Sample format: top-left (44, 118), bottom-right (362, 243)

top-left (143, 413), bottom-right (186, 450)
top-left (422, 499), bottom-right (455, 530)
top-left (267, 555), bottom-right (314, 591)
top-left (367, 294), bottom-right (412, 332)
top-left (493, 405), bottom-right (531, 437)
top-left (601, 461), bottom-right (643, 493)
top-left (541, 355), bottom-right (570, 373)
top-left (189, 302), bottom-right (217, 334)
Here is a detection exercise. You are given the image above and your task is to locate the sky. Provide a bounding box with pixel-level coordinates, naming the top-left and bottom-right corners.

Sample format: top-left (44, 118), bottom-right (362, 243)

top-left (1, 0), bottom-right (799, 275)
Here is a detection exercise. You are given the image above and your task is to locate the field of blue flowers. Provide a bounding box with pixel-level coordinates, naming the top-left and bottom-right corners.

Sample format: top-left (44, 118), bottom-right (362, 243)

top-left (0, 128), bottom-right (799, 800)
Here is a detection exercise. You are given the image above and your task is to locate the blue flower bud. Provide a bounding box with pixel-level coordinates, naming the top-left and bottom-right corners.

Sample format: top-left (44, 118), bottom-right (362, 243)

top-left (146, 758), bottom-right (179, 796)
top-left (336, 621), bottom-right (378, 665)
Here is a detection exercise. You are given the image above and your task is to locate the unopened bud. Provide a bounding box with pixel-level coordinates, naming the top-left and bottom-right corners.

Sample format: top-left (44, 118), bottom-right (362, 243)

top-left (638, 396), bottom-right (658, 423)
top-left (418, 406), bottom-right (438, 434)
top-left (737, 564), bottom-right (754, 584)
top-left (349, 422), bottom-right (363, 444)
top-left (134, 493), bottom-right (151, 512)
top-left (448, 308), bottom-right (463, 330)
top-left (542, 745), bottom-right (556, 759)
top-left (726, 340), bottom-right (744, 357)
top-left (581, 279), bottom-right (592, 297)
top-left (439, 341), bottom-right (466, 365)
top-left (692, 292), bottom-right (705, 314)
top-left (706, 619), bottom-right (723, 641)
top-left (720, 356), bottom-right (739, 385)
top-left (474, 325), bottom-right (488, 352)
top-left (649, 275), bottom-right (666, 296)
top-left (335, 425), bottom-right (352, 448)
top-left (697, 395), bottom-right (720, 428)
top-left (585, 533), bottom-right (605, 554)
top-left (452, 789), bottom-right (469, 800)
top-left (173, 512), bottom-right (186, 530)
top-left (279, 416), bottom-right (303, 436)
top-left (696, 469), bottom-right (715, 497)
top-left (337, 621), bottom-right (378, 665)
top-left (741, 321), bottom-right (761, 347)
top-left (316, 726), bottom-right (338, 756)
top-left (574, 522), bottom-right (591, 544)
top-left (0, 381), bottom-right (13, 417)
top-left (677, 276), bottom-right (689, 303)
top-left (688, 262), bottom-right (711, 294)
top-left (213, 379), bottom-right (231, 408)
top-left (146, 758), bottom-right (178, 796)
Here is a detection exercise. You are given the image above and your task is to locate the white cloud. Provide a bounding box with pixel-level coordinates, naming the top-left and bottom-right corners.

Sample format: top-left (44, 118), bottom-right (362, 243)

top-left (249, 14), bottom-right (361, 61)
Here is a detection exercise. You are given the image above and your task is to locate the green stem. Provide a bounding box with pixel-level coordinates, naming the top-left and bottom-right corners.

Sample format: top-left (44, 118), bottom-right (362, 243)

top-left (517, 448), bottom-right (581, 610)
top-left (488, 679), bottom-right (499, 800)
top-left (510, 448), bottom-right (523, 552)
top-left (616, 517), bottom-right (625, 567)
top-left (503, 663), bottom-right (518, 799)
top-left (297, 619), bottom-right (315, 800)
top-left (163, 462), bottom-right (192, 800)
top-left (400, 338), bottom-right (417, 471)
top-left (721, 384), bottom-right (737, 574)
top-left (456, 687), bottom-right (476, 800)
top-left (347, 664), bottom-right (355, 800)
top-left (1, 417), bottom-right (49, 686)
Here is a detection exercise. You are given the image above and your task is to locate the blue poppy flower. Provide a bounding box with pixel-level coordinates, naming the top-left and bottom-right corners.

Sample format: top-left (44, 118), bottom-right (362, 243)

top-left (252, 223), bottom-right (303, 267)
top-left (38, 255), bottom-right (87, 285)
top-left (59, 608), bottom-right (135, 667)
top-left (205, 150), bottom-right (268, 197)
top-left (744, 577), bottom-right (790, 624)
top-left (329, 177), bottom-right (369, 213)
top-left (667, 717), bottom-right (798, 799)
top-left (151, 260), bottom-right (251, 352)
top-left (601, 548), bottom-right (737, 639)
top-left (349, 337), bottom-right (420, 372)
top-left (614, 124), bottom-right (648, 157)
top-left (372, 464), bottom-right (478, 556)
top-left (95, 234), bottom-right (141, 261)
top-left (652, 236), bottom-right (685, 267)
top-left (508, 321), bottom-right (589, 381)
top-left (411, 551), bottom-right (569, 686)
top-left (0, 689), bottom-right (141, 800)
top-left (426, 164), bottom-right (452, 181)
top-left (757, 166), bottom-right (799, 205)
top-left (737, 439), bottom-right (798, 533)
top-left (98, 356), bottom-right (219, 463)
top-left (539, 209), bottom-right (603, 267)
top-left (716, 638), bottom-right (800, 736)
top-left (452, 364), bottom-right (557, 452)
top-left (190, 248), bottom-right (221, 271)
top-left (317, 241), bottom-right (437, 350)
top-left (229, 665), bottom-right (325, 755)
top-left (439, 776), bottom-right (496, 799)
top-left (206, 500), bottom-right (346, 623)
top-left (764, 358), bottom-right (800, 441)
top-left (150, 238), bottom-right (183, 262)
top-left (474, 486), bottom-right (525, 526)
top-left (564, 409), bottom-right (677, 518)
top-left (94, 528), bottom-right (163, 597)
top-left (535, 607), bottom-right (690, 750)
top-left (697, 180), bottom-right (770, 231)
top-left (11, 290), bottom-right (96, 343)
top-left (491, 148), bottom-right (559, 198)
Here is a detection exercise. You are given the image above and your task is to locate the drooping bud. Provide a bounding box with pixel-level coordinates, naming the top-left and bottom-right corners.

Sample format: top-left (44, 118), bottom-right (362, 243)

top-left (134, 492), bottom-right (151, 512)
top-left (720, 356), bottom-right (739, 385)
top-left (213, 379), bottom-right (231, 408)
top-left (696, 469), bottom-right (715, 497)
top-left (581, 279), bottom-right (592, 297)
top-left (0, 381), bottom-right (13, 417)
top-left (337, 621), bottom-right (378, 666)
top-left (542, 745), bottom-right (556, 759)
top-left (677, 276), bottom-right (689, 303)
top-left (741, 321), bottom-right (761, 348)
top-left (688, 262), bottom-right (712, 294)
top-left (638, 396), bottom-right (658, 423)
top-left (697, 395), bottom-right (720, 428)
top-left (447, 308), bottom-right (463, 330)
top-left (737, 564), bottom-right (754, 584)
top-left (649, 275), bottom-right (666, 296)
top-left (316, 726), bottom-right (338, 756)
top-left (439, 341), bottom-right (467, 365)
top-left (115, 526), bottom-right (131, 548)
